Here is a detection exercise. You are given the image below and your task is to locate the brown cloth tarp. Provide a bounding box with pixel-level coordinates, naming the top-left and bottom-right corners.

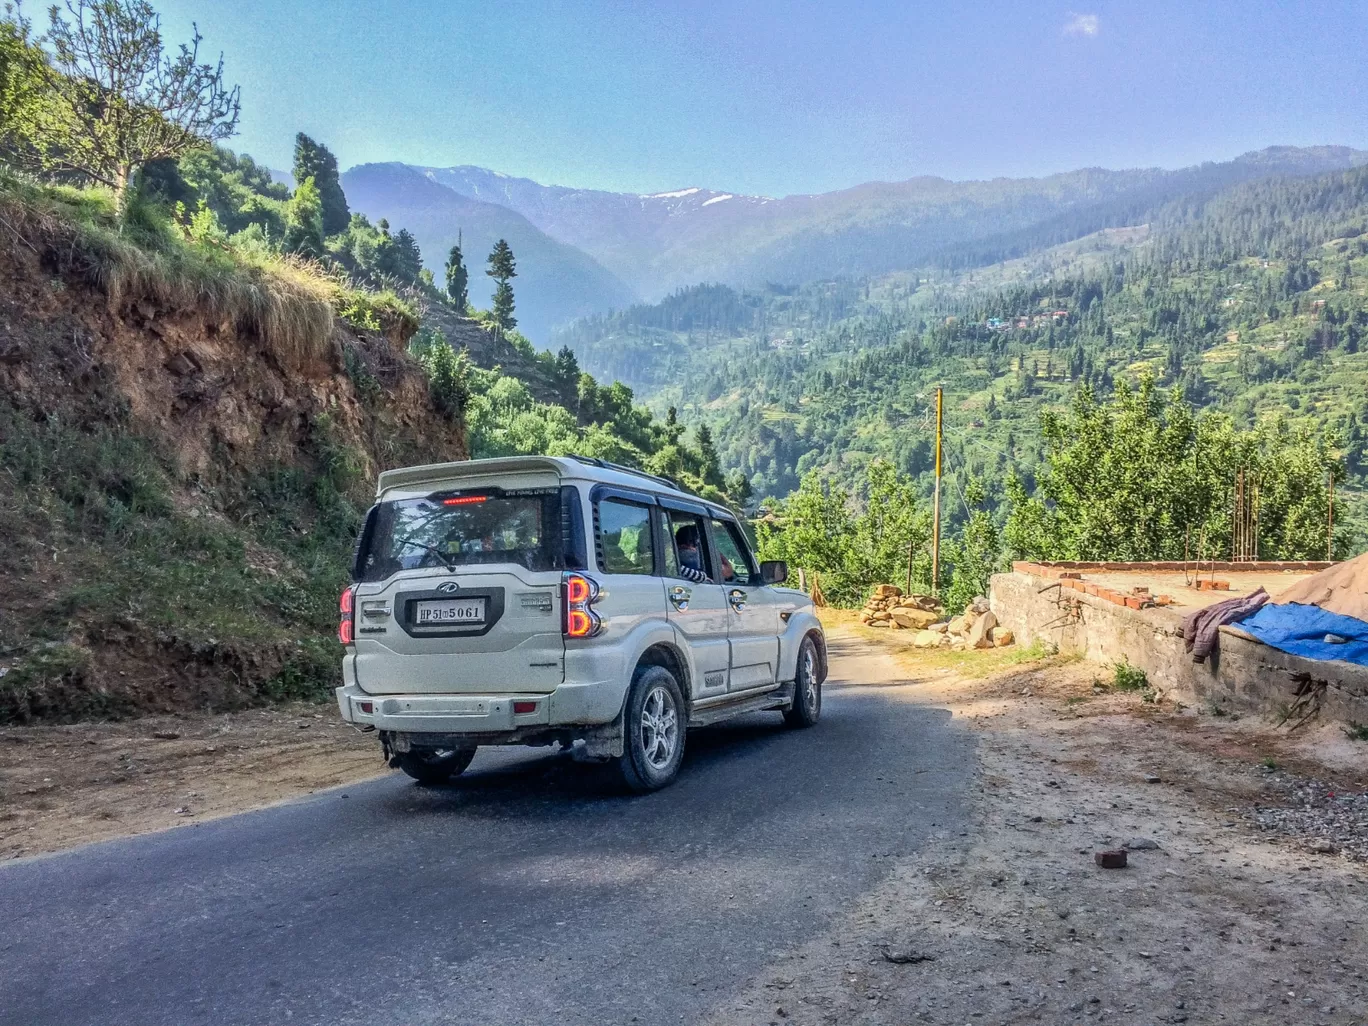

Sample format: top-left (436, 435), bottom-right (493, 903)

top-left (1275, 551), bottom-right (1368, 622)
top-left (1181, 587), bottom-right (1270, 664)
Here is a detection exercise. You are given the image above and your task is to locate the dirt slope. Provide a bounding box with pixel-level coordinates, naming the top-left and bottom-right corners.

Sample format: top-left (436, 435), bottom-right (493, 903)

top-left (0, 227), bottom-right (466, 721)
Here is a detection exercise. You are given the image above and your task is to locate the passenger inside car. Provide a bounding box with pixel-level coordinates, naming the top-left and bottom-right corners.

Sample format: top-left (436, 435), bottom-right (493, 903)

top-left (674, 523), bottom-right (710, 582)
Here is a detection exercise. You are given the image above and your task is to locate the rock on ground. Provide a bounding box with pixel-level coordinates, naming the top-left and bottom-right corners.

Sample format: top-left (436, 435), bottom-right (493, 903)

top-left (967, 609), bottom-right (998, 649)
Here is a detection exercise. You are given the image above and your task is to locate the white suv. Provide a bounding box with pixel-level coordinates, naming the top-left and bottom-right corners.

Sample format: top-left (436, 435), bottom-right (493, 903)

top-left (336, 455), bottom-right (827, 792)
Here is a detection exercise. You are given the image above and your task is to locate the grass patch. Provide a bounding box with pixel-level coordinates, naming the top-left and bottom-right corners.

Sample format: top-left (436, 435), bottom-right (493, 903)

top-left (1344, 722), bottom-right (1368, 742)
top-left (0, 171), bottom-right (417, 366)
top-left (0, 643), bottom-right (130, 723)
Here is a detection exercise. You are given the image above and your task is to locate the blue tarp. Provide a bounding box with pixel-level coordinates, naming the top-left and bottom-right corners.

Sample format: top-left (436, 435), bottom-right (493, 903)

top-left (1236, 602), bottom-right (1368, 667)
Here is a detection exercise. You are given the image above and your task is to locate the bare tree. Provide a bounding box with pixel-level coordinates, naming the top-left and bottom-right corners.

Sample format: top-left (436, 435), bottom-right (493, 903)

top-left (44, 0), bottom-right (240, 206)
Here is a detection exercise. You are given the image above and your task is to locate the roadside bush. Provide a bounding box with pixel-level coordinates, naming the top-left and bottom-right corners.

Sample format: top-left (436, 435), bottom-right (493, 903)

top-left (262, 636), bottom-right (340, 703)
top-left (1112, 660), bottom-right (1149, 692)
top-left (756, 460), bottom-right (932, 606)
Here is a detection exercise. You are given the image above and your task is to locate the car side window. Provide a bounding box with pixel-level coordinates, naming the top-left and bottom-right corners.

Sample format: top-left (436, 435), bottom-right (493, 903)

top-left (710, 518), bottom-right (758, 585)
top-left (597, 499), bottom-right (654, 575)
top-left (664, 509), bottom-right (711, 582)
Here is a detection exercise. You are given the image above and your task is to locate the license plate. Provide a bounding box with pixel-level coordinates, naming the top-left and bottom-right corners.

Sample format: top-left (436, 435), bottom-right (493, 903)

top-left (415, 598), bottom-right (486, 625)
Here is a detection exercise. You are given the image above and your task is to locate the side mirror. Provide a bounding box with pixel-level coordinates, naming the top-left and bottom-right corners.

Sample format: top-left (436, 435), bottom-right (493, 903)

top-left (759, 560), bottom-right (788, 585)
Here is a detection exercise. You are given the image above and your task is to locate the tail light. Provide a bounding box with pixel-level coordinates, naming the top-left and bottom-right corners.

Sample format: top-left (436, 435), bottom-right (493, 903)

top-left (562, 572), bottom-right (602, 639)
top-left (338, 584), bottom-right (357, 645)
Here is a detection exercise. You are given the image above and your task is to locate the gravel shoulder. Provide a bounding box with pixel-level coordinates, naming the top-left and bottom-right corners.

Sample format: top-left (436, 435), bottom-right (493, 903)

top-left (707, 617), bottom-right (1368, 1026)
top-left (0, 703), bottom-right (383, 859)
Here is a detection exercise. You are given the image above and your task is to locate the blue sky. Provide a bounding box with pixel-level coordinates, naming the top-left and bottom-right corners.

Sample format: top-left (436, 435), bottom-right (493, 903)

top-left (150, 0), bottom-right (1368, 197)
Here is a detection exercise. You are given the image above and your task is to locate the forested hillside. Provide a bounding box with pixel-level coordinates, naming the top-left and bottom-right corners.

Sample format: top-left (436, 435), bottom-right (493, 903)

top-left (556, 163), bottom-right (1368, 573)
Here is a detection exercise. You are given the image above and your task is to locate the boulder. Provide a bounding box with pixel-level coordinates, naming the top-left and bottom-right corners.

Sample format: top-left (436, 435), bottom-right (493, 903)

top-left (949, 613), bottom-right (975, 636)
top-left (913, 629), bottom-right (942, 649)
top-left (970, 595), bottom-right (991, 615)
top-left (967, 610), bottom-right (998, 649)
top-left (891, 608), bottom-right (940, 631)
top-left (929, 621), bottom-right (949, 633)
top-left (868, 618), bottom-right (891, 628)
top-left (871, 584), bottom-right (903, 600)
top-left (992, 628), bottom-right (1015, 647)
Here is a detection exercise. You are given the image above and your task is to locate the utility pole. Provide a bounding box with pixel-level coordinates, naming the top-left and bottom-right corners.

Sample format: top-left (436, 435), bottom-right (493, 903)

top-left (931, 386), bottom-right (943, 596)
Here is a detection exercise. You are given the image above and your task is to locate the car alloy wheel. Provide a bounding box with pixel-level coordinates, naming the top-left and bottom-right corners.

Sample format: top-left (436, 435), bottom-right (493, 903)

top-left (639, 684), bottom-right (680, 770)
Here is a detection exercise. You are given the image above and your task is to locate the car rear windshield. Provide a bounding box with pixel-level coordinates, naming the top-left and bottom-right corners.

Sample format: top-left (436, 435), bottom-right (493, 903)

top-left (354, 486), bottom-right (586, 582)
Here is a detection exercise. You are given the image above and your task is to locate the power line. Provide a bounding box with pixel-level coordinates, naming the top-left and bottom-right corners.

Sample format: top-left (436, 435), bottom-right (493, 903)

top-left (959, 432), bottom-right (1030, 469)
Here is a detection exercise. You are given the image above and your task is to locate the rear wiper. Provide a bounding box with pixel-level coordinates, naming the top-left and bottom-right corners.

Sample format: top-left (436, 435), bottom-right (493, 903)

top-left (404, 541), bottom-right (459, 572)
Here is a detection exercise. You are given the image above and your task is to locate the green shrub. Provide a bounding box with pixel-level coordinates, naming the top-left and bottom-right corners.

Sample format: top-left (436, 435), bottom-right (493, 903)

top-left (1112, 660), bottom-right (1149, 691)
top-left (262, 636), bottom-right (340, 703)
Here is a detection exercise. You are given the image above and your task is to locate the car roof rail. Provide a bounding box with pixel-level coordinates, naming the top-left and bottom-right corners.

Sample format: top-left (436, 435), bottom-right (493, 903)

top-left (567, 454), bottom-right (680, 492)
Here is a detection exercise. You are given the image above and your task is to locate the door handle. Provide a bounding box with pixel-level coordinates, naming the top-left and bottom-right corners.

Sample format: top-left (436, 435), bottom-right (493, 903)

top-left (729, 589), bottom-right (748, 611)
top-left (669, 585), bottom-right (691, 610)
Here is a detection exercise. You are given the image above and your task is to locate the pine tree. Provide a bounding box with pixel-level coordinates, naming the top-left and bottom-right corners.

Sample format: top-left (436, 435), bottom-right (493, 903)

top-left (293, 133), bottom-right (350, 236)
top-left (391, 228), bottom-right (423, 282)
top-left (282, 176), bottom-right (324, 259)
top-left (445, 244), bottom-right (469, 309)
top-left (552, 345), bottom-right (579, 405)
top-left (696, 423), bottom-right (723, 487)
top-left (487, 239), bottom-right (517, 331)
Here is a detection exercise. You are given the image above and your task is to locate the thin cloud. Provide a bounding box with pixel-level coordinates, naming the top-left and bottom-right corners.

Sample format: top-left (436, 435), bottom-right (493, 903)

top-left (1063, 12), bottom-right (1100, 36)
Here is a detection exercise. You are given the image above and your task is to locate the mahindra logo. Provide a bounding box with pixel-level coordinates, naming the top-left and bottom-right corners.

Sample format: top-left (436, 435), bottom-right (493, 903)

top-left (436, 581), bottom-right (460, 594)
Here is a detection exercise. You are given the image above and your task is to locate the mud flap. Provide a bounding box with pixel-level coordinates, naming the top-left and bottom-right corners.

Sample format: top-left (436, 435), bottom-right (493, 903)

top-left (577, 714), bottom-right (625, 761)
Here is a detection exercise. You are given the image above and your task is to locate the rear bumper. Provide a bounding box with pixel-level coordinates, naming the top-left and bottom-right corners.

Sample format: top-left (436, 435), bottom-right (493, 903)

top-left (335, 676), bottom-right (628, 736)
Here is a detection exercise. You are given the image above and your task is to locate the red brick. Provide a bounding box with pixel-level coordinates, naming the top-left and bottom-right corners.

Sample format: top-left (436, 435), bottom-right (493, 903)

top-left (1124, 596), bottom-right (1143, 609)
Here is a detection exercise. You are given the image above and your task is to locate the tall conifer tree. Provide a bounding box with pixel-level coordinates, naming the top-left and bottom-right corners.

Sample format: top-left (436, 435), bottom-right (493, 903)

top-left (445, 242), bottom-right (469, 309)
top-left (487, 239), bottom-right (517, 331)
top-left (292, 133), bottom-right (350, 236)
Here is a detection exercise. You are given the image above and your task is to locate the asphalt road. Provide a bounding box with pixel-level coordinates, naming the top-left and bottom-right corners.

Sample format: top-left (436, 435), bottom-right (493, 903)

top-left (0, 638), bottom-right (972, 1026)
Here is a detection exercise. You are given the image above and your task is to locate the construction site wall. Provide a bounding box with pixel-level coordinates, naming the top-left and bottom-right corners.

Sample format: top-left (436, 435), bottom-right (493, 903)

top-left (990, 569), bottom-right (1368, 724)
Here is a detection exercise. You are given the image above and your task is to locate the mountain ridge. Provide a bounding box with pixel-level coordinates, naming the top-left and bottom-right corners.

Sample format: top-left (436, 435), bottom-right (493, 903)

top-left (389, 146), bottom-right (1368, 303)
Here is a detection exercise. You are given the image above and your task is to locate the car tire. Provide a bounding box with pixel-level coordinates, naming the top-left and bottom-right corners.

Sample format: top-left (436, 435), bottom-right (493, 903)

top-left (783, 636), bottom-right (822, 728)
top-left (616, 664), bottom-right (687, 793)
top-left (395, 747), bottom-right (477, 785)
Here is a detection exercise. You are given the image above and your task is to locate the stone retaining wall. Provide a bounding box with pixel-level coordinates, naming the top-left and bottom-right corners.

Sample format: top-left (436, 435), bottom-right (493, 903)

top-left (990, 570), bottom-right (1368, 723)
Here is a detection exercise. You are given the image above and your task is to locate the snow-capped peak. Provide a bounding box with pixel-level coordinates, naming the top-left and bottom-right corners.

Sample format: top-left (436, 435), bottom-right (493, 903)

top-left (644, 187), bottom-right (701, 199)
